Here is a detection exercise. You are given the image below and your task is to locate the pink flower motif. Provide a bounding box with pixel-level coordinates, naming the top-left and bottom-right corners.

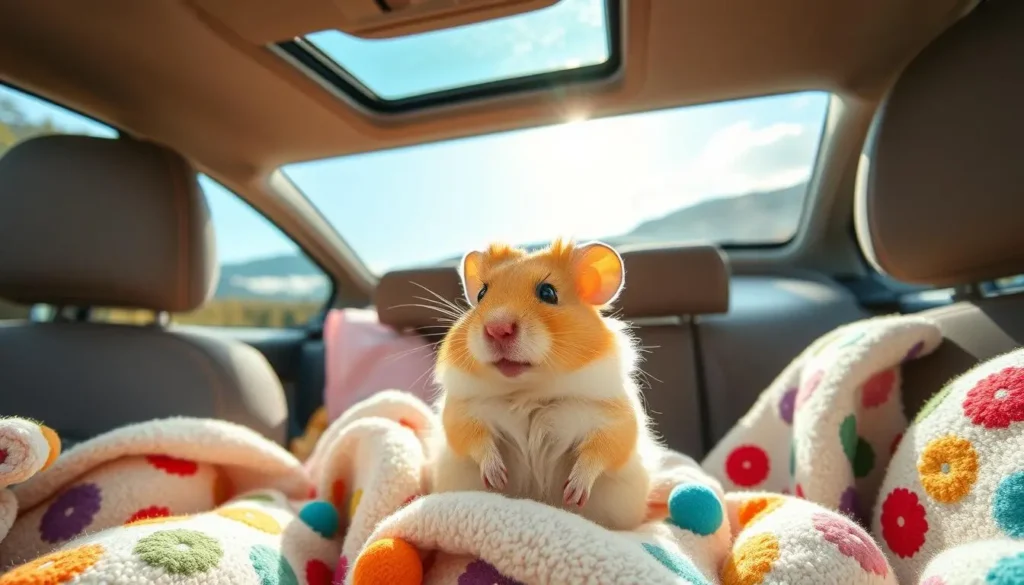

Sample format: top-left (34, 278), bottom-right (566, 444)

top-left (812, 512), bottom-right (889, 576)
top-left (921, 577), bottom-right (946, 585)
top-left (795, 370), bottom-right (825, 410)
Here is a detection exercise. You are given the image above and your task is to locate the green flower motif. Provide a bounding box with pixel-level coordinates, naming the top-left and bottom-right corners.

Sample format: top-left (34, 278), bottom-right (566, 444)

top-left (853, 437), bottom-right (875, 478)
top-left (839, 415), bottom-right (858, 464)
top-left (250, 544), bottom-right (298, 585)
top-left (134, 529), bottom-right (223, 576)
top-left (914, 383), bottom-right (954, 425)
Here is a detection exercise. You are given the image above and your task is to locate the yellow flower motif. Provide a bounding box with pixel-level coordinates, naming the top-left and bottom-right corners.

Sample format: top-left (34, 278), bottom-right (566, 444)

top-left (736, 496), bottom-right (785, 530)
top-left (0, 544), bottom-right (104, 585)
top-left (349, 488), bottom-right (364, 519)
top-left (722, 533), bottom-right (781, 585)
top-left (917, 435), bottom-right (978, 503)
top-left (215, 507), bottom-right (282, 534)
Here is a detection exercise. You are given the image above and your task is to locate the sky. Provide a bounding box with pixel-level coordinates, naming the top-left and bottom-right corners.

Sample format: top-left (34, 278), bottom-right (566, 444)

top-left (0, 0), bottom-right (829, 275)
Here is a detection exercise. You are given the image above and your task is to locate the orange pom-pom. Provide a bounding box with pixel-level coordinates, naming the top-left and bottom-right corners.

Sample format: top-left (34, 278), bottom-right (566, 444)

top-left (353, 538), bottom-right (423, 585)
top-left (38, 424), bottom-right (61, 471)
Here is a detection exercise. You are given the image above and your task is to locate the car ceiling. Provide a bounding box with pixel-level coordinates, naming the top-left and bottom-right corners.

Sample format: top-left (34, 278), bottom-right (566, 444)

top-left (0, 0), bottom-right (978, 301)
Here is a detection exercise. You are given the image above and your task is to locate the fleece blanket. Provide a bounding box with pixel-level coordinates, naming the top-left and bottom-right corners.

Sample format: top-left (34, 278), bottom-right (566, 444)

top-left (2, 314), bottom-right (1023, 584)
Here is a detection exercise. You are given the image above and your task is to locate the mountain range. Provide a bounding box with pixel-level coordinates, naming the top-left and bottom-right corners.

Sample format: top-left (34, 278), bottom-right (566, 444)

top-left (215, 182), bottom-right (807, 302)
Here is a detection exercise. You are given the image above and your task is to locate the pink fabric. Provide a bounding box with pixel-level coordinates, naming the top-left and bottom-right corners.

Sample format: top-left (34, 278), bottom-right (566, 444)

top-left (323, 308), bottom-right (437, 420)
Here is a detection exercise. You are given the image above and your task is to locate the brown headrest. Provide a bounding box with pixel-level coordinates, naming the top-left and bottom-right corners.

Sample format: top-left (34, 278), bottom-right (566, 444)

top-left (375, 243), bottom-right (730, 330)
top-left (0, 135), bottom-right (217, 311)
top-left (855, 0), bottom-right (1024, 287)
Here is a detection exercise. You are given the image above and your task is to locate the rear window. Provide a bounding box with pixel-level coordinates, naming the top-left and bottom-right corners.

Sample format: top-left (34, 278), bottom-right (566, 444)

top-left (281, 91), bottom-right (830, 274)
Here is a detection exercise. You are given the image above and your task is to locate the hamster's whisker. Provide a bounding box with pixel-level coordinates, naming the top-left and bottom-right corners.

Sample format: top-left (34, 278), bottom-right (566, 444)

top-left (388, 302), bottom-right (464, 321)
top-left (409, 282), bottom-right (469, 313)
top-left (381, 342), bottom-right (441, 364)
top-left (411, 295), bottom-right (467, 317)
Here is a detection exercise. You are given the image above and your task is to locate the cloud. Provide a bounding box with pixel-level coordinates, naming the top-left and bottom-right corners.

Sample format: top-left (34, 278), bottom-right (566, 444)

top-left (625, 120), bottom-right (819, 222)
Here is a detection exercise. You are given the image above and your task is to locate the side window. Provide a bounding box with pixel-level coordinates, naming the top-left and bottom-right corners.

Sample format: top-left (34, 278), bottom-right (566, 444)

top-left (93, 176), bottom-right (333, 328)
top-left (0, 84), bottom-right (332, 328)
top-left (175, 177), bottom-right (333, 328)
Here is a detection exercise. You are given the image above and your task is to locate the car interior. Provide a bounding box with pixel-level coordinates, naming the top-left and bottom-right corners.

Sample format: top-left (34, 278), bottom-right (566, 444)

top-left (0, 0), bottom-right (1020, 470)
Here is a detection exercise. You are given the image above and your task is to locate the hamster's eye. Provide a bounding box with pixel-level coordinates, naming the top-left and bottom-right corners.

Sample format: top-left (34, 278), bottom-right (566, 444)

top-left (536, 282), bottom-right (558, 305)
top-left (476, 283), bottom-right (488, 303)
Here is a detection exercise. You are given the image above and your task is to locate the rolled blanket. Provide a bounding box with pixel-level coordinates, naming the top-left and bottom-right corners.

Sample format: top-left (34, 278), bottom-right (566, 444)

top-left (0, 417), bottom-right (314, 569)
top-left (0, 417), bottom-right (61, 543)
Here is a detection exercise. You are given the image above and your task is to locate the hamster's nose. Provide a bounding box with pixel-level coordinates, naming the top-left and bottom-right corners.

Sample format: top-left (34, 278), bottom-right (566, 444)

top-left (484, 320), bottom-right (518, 343)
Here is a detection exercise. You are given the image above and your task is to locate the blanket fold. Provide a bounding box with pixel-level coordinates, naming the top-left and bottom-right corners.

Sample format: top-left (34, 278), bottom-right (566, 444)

top-left (2, 313), bottom-right (1024, 585)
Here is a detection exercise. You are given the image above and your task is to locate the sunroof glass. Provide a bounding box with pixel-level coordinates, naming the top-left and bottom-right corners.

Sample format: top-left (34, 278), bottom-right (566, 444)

top-left (298, 0), bottom-right (612, 101)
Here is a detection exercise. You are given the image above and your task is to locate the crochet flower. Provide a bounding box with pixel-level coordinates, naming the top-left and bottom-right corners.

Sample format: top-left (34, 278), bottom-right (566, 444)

top-left (0, 544), bottom-right (104, 585)
top-left (812, 512), bottom-right (888, 576)
top-left (861, 369), bottom-right (896, 408)
top-left (721, 533), bottom-right (780, 585)
top-left (145, 454), bottom-right (199, 476)
top-left (459, 560), bottom-right (524, 585)
top-left (962, 367), bottom-right (1024, 429)
top-left (305, 559), bottom-right (333, 585)
top-left (725, 445), bottom-right (770, 487)
top-left (902, 341), bottom-right (925, 363)
top-left (778, 387), bottom-right (797, 424)
top-left (795, 370), bottom-right (824, 410)
top-left (126, 505), bottom-right (170, 525)
top-left (135, 529), bottom-right (224, 576)
top-left (839, 486), bottom-right (862, 522)
top-left (917, 435), bottom-right (978, 503)
top-left (39, 483), bottom-right (103, 543)
top-left (880, 488), bottom-right (928, 558)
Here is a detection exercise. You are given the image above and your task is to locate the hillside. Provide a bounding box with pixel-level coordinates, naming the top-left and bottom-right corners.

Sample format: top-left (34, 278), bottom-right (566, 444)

top-left (420, 182), bottom-right (808, 268)
top-left (216, 254), bottom-right (330, 302)
top-left (624, 183), bottom-right (805, 243)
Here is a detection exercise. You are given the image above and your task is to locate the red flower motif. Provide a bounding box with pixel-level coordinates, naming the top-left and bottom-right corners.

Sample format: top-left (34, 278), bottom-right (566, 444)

top-left (305, 559), bottom-right (333, 585)
top-left (862, 369), bottom-right (896, 408)
top-left (880, 488), bottom-right (928, 558)
top-left (795, 370), bottom-right (825, 410)
top-left (725, 445), bottom-right (770, 487)
top-left (890, 433), bottom-right (904, 456)
top-left (125, 506), bottom-right (170, 525)
top-left (795, 484), bottom-right (805, 498)
top-left (962, 366), bottom-right (1024, 429)
top-left (145, 455), bottom-right (198, 476)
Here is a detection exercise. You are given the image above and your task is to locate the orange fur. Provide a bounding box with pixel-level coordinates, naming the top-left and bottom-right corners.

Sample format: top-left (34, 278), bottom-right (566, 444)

top-left (441, 398), bottom-right (490, 459)
top-left (442, 238), bottom-right (620, 374)
top-left (575, 399), bottom-right (639, 472)
top-left (432, 239), bottom-right (651, 530)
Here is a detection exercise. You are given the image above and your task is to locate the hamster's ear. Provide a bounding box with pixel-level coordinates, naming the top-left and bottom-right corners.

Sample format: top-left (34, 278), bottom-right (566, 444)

top-left (460, 250), bottom-right (485, 305)
top-left (572, 241), bottom-right (624, 306)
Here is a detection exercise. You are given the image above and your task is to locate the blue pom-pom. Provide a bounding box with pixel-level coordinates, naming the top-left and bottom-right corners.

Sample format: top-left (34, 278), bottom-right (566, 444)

top-left (298, 499), bottom-right (340, 538)
top-left (668, 483), bottom-right (723, 536)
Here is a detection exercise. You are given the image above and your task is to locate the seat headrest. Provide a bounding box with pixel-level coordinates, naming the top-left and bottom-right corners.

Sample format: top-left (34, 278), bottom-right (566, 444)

top-left (855, 0), bottom-right (1024, 287)
top-left (0, 135), bottom-right (217, 311)
top-left (375, 243), bottom-right (730, 330)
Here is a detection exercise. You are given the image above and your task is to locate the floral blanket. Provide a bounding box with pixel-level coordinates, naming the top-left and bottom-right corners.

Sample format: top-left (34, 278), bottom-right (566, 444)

top-left (1, 314), bottom-right (1023, 584)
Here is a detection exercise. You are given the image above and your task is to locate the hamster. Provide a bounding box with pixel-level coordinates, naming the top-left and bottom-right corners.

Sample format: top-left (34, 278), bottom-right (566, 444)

top-left (429, 238), bottom-right (657, 531)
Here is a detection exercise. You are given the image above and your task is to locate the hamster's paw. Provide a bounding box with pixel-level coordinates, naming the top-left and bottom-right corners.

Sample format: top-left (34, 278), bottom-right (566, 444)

top-left (479, 447), bottom-right (507, 491)
top-left (564, 460), bottom-right (602, 507)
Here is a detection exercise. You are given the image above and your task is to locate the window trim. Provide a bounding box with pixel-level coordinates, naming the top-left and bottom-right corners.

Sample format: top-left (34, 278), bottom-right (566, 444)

top-left (0, 82), bottom-right (339, 332)
top-left (271, 0), bottom-right (623, 114)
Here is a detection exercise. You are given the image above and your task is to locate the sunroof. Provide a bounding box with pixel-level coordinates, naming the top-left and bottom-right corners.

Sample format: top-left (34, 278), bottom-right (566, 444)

top-left (276, 0), bottom-right (619, 112)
